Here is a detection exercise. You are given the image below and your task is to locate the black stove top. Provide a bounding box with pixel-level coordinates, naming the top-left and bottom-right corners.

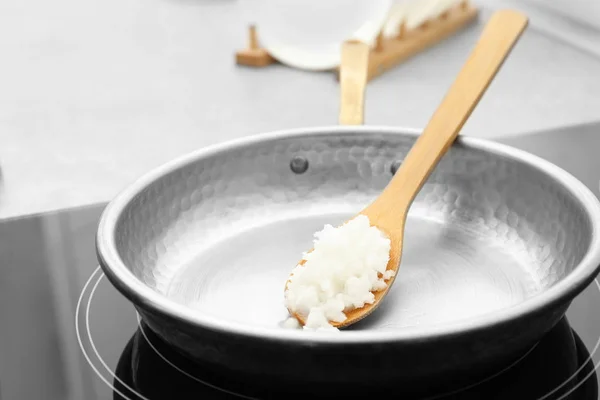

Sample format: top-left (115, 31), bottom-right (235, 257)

top-left (1, 122), bottom-right (600, 400)
top-left (110, 318), bottom-right (597, 399)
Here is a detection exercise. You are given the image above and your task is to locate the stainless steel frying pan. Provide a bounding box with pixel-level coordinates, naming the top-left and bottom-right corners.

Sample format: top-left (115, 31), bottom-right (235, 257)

top-left (96, 37), bottom-right (600, 397)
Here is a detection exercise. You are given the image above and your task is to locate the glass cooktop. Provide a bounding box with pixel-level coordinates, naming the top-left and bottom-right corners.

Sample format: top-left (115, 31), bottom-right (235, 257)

top-left (1, 122), bottom-right (599, 399)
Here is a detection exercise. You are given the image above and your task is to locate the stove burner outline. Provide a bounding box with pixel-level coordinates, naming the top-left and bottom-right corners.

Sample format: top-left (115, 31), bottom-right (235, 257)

top-left (76, 267), bottom-right (145, 400)
top-left (76, 266), bottom-right (600, 399)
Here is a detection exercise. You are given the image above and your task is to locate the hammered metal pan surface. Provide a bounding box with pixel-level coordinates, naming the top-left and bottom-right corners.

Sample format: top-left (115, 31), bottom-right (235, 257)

top-left (97, 126), bottom-right (600, 394)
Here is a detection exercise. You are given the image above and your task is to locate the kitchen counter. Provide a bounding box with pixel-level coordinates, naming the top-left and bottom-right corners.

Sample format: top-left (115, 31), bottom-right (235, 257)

top-left (1, 0), bottom-right (599, 220)
top-left (499, 121), bottom-right (600, 188)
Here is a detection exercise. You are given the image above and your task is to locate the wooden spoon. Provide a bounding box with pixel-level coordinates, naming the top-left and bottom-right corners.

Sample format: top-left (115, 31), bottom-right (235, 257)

top-left (287, 10), bottom-right (529, 328)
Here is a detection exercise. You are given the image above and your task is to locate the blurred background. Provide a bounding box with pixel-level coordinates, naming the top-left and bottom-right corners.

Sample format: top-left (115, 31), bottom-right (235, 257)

top-left (0, 0), bottom-right (598, 221)
top-left (0, 1), bottom-right (599, 399)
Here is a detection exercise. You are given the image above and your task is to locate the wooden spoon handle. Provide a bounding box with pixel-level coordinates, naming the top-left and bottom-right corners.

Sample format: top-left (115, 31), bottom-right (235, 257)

top-left (390, 10), bottom-right (528, 207)
top-left (339, 40), bottom-right (370, 126)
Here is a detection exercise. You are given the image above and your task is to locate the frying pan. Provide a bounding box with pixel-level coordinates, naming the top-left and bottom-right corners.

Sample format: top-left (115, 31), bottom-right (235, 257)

top-left (97, 32), bottom-right (600, 398)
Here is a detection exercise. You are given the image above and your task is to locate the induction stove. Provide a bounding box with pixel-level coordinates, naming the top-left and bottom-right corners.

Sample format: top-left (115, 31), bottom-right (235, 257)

top-left (1, 122), bottom-right (599, 399)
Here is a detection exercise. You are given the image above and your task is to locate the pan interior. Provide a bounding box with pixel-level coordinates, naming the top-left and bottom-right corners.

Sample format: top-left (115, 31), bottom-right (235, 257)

top-left (166, 211), bottom-right (542, 330)
top-left (114, 132), bottom-right (593, 332)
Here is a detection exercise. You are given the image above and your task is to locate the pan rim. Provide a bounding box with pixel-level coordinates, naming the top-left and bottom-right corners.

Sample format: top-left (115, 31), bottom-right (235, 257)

top-left (97, 125), bottom-right (600, 344)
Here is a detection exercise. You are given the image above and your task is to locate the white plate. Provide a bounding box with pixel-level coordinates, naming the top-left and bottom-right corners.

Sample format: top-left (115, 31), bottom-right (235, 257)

top-left (383, 0), bottom-right (462, 37)
top-left (404, 0), bottom-right (441, 30)
top-left (383, 0), bottom-right (413, 37)
top-left (245, 0), bottom-right (393, 70)
top-left (430, 0), bottom-right (461, 18)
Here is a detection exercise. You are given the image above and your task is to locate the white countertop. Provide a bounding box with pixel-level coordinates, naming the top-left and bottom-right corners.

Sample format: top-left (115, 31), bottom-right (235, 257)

top-left (0, 0), bottom-right (599, 220)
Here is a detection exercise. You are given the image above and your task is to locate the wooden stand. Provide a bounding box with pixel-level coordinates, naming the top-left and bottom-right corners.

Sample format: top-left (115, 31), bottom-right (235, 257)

top-left (235, 1), bottom-right (479, 81)
top-left (235, 25), bottom-right (275, 67)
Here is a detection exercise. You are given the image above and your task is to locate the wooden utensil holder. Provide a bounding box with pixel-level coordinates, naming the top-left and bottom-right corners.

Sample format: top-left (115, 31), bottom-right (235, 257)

top-left (236, 0), bottom-right (479, 82)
